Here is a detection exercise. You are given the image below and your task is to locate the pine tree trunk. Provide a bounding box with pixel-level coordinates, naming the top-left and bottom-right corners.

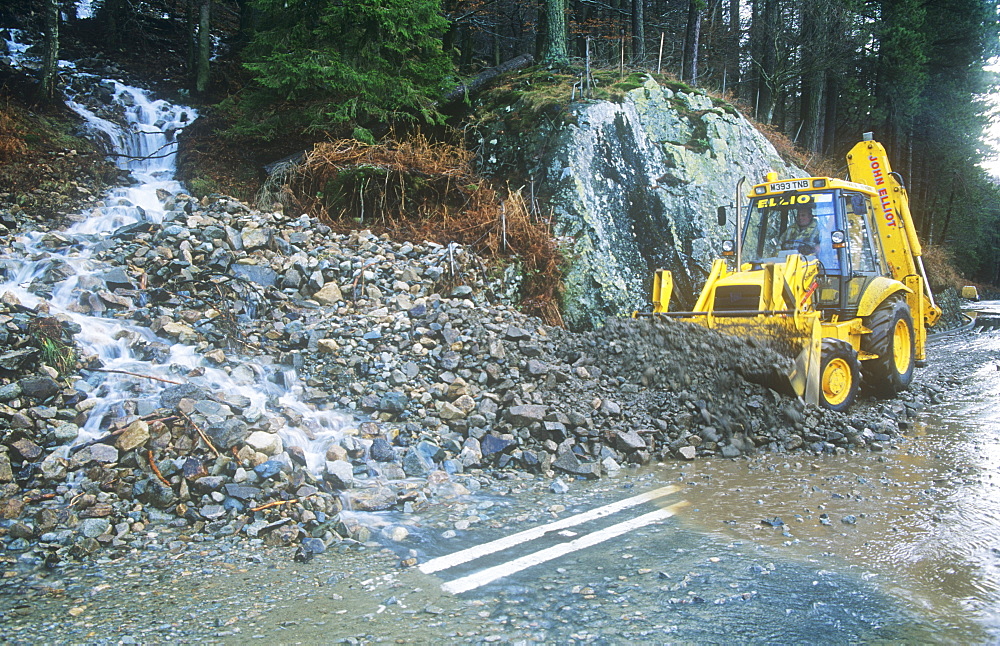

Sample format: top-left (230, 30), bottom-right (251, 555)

top-left (631, 0), bottom-right (645, 62)
top-left (727, 0), bottom-right (741, 94)
top-left (40, 0), bottom-right (59, 102)
top-left (798, 1), bottom-right (824, 151)
top-left (682, 0), bottom-right (702, 83)
top-left (540, 0), bottom-right (569, 66)
top-left (757, 0), bottom-right (779, 122)
top-left (196, 0), bottom-right (211, 94)
top-left (187, 0), bottom-right (197, 74)
top-left (822, 74), bottom-right (838, 155)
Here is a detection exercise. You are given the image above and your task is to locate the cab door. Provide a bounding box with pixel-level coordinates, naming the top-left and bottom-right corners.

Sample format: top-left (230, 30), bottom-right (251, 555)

top-left (841, 192), bottom-right (883, 312)
top-left (812, 191), bottom-right (881, 317)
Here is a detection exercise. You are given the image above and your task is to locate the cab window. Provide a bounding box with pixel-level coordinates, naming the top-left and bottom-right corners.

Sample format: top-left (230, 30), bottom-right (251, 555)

top-left (742, 191), bottom-right (841, 273)
top-left (844, 193), bottom-right (877, 274)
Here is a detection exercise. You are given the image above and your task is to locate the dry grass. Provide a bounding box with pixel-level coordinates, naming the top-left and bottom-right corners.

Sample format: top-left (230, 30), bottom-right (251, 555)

top-left (921, 244), bottom-right (966, 292)
top-left (283, 136), bottom-right (565, 325)
top-left (0, 109), bottom-right (28, 161)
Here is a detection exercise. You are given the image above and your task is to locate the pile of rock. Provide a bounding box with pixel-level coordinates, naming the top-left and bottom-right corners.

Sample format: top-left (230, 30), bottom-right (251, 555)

top-left (0, 191), bottom-right (944, 563)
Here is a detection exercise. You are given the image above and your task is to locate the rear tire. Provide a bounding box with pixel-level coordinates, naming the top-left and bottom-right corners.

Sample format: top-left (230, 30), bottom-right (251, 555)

top-left (819, 339), bottom-right (860, 411)
top-left (862, 296), bottom-right (915, 395)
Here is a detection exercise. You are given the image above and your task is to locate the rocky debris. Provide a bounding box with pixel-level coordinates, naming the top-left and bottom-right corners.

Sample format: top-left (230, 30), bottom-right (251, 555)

top-left (0, 189), bottom-right (951, 566)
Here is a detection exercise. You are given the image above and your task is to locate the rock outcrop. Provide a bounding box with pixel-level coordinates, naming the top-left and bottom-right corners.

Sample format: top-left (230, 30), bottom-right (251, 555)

top-left (479, 77), bottom-right (804, 330)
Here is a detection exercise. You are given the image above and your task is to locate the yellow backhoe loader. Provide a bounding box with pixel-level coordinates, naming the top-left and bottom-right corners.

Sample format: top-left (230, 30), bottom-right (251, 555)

top-left (641, 133), bottom-right (940, 410)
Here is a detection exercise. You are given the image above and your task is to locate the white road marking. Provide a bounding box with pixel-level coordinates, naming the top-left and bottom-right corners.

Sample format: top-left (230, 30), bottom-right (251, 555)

top-left (418, 485), bottom-right (679, 575)
top-left (441, 501), bottom-right (689, 594)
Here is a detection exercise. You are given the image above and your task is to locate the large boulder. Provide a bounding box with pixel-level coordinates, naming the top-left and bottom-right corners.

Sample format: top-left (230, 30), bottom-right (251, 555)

top-left (480, 77), bottom-right (804, 329)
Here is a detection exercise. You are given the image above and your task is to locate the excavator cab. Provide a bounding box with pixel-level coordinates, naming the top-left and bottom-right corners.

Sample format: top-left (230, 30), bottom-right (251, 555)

top-left (740, 187), bottom-right (887, 321)
top-left (741, 190), bottom-right (840, 267)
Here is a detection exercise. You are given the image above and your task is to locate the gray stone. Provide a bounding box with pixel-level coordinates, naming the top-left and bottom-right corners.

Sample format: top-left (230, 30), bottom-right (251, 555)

top-left (0, 349), bottom-right (39, 371)
top-left (40, 452), bottom-right (67, 480)
top-left (614, 430), bottom-right (646, 452)
top-left (526, 359), bottom-right (548, 376)
top-left (11, 438), bottom-right (41, 460)
top-left (369, 437), bottom-right (396, 462)
top-left (160, 384), bottom-right (210, 410)
top-left (52, 422), bottom-right (79, 444)
top-left (402, 447), bottom-right (434, 477)
top-left (79, 444), bottom-right (119, 464)
top-left (137, 478), bottom-right (177, 508)
top-left (599, 399), bottom-right (622, 416)
top-left (324, 459), bottom-right (354, 489)
top-left (230, 263), bottom-right (278, 287)
top-left (313, 282), bottom-right (344, 305)
top-left (480, 434), bottom-right (514, 457)
top-left (206, 419), bottom-right (249, 450)
top-left (0, 382), bottom-right (22, 402)
top-left (379, 392), bottom-right (408, 414)
top-left (17, 376), bottom-right (60, 401)
top-left (720, 444), bottom-right (742, 458)
top-left (100, 267), bottom-right (134, 290)
top-left (200, 504), bottom-right (227, 520)
top-left (506, 404), bottom-right (547, 426)
top-left (0, 454), bottom-right (13, 482)
top-left (301, 537), bottom-right (326, 554)
top-left (115, 420), bottom-right (150, 452)
top-left (246, 430), bottom-right (283, 455)
top-left (342, 486), bottom-right (398, 511)
top-left (241, 227), bottom-right (273, 251)
top-left (552, 452), bottom-right (600, 479)
top-left (193, 476), bottom-right (226, 492)
top-left (224, 484), bottom-right (262, 500)
top-left (78, 518), bottom-right (111, 539)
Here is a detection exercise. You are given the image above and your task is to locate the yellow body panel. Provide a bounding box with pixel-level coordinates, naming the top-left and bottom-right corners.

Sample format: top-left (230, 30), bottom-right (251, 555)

top-left (856, 276), bottom-right (911, 318)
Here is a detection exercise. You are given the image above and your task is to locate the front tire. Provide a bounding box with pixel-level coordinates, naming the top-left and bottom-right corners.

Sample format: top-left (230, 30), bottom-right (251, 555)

top-left (862, 296), bottom-right (915, 395)
top-left (819, 339), bottom-right (860, 411)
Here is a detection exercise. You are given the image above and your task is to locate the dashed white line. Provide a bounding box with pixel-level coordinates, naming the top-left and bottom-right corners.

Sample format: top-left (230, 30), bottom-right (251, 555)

top-left (441, 501), bottom-right (689, 594)
top-left (418, 484), bottom-right (680, 575)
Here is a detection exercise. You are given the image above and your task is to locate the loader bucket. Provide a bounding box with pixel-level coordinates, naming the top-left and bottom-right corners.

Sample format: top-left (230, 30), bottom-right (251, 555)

top-left (786, 316), bottom-right (821, 407)
top-left (666, 311), bottom-right (823, 407)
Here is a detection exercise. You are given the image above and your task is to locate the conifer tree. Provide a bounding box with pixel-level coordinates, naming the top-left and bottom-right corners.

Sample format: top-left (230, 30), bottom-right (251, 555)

top-left (230, 0), bottom-right (453, 139)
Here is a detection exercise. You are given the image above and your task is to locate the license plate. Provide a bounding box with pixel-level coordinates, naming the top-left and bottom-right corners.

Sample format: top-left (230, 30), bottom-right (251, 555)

top-left (770, 179), bottom-right (810, 192)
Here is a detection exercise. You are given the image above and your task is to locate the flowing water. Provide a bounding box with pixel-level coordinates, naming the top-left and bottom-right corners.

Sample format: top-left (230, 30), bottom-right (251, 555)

top-left (1, 37), bottom-right (351, 472)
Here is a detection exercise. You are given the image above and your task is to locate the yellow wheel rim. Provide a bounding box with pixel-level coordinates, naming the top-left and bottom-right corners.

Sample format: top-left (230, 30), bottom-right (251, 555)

top-left (892, 318), bottom-right (912, 375)
top-left (822, 357), bottom-right (852, 406)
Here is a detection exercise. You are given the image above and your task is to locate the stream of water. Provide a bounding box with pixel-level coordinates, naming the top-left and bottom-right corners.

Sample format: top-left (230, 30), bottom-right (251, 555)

top-left (1, 35), bottom-right (348, 473)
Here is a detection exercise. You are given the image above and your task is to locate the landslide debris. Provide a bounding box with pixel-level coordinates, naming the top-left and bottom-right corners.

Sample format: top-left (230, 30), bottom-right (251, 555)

top-left (0, 188), bottom-right (950, 566)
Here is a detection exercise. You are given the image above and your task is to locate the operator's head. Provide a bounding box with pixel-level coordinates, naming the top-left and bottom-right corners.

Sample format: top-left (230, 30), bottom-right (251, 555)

top-left (795, 205), bottom-right (814, 224)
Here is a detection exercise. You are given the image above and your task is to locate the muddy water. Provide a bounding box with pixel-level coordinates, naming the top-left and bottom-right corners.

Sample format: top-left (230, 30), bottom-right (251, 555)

top-left (650, 324), bottom-right (1000, 641)
top-left (654, 327), bottom-right (1000, 639)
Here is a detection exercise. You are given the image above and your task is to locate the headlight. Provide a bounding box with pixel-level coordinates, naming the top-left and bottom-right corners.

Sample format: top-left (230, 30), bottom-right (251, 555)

top-left (831, 230), bottom-right (846, 244)
top-left (812, 179), bottom-right (827, 188)
top-left (721, 240), bottom-right (735, 252)
top-left (754, 186), bottom-right (766, 194)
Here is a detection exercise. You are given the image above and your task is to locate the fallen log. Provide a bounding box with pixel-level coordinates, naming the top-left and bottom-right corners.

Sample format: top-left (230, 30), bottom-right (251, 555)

top-left (441, 54), bottom-right (534, 106)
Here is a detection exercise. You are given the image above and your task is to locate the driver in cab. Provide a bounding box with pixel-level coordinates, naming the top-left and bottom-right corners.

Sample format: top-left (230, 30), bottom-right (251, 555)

top-left (780, 205), bottom-right (820, 255)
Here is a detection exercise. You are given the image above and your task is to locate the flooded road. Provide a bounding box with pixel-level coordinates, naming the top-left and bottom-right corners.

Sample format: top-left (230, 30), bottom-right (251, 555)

top-left (3, 308), bottom-right (999, 644)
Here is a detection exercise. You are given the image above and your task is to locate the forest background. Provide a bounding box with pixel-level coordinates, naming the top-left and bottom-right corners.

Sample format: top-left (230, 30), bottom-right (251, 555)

top-left (4, 0), bottom-right (1000, 288)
